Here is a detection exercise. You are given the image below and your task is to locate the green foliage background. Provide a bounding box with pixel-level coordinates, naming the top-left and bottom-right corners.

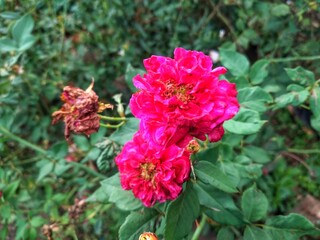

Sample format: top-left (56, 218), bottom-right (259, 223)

top-left (0, 0), bottom-right (320, 239)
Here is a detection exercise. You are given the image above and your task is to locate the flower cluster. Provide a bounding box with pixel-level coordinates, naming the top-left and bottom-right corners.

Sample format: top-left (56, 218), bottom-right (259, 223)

top-left (115, 48), bottom-right (239, 207)
top-left (52, 81), bottom-right (113, 141)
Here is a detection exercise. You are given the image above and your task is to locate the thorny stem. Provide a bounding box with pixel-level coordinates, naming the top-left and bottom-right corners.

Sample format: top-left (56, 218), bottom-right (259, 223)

top-left (98, 114), bottom-right (126, 121)
top-left (100, 122), bottom-right (125, 129)
top-left (270, 55), bottom-right (320, 63)
top-left (287, 148), bottom-right (320, 154)
top-left (191, 214), bottom-right (207, 240)
top-left (0, 126), bottom-right (106, 179)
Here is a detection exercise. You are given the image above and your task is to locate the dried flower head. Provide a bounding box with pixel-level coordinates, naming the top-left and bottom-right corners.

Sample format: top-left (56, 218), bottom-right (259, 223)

top-left (52, 80), bottom-right (113, 141)
top-left (139, 232), bottom-right (158, 240)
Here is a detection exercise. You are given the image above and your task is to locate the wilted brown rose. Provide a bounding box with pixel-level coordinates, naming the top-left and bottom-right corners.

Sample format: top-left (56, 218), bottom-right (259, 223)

top-left (52, 81), bottom-right (113, 141)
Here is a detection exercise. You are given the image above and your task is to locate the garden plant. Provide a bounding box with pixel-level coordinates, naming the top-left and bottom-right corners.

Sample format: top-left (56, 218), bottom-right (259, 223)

top-left (1, 0), bottom-right (320, 239)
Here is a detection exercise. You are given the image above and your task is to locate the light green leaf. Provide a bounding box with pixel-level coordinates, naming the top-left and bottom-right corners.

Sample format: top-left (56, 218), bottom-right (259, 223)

top-left (244, 226), bottom-right (272, 240)
top-left (164, 183), bottom-right (200, 240)
top-left (194, 161), bottom-right (238, 193)
top-left (194, 182), bottom-right (244, 226)
top-left (271, 4), bottom-right (290, 17)
top-left (265, 213), bottom-right (320, 239)
top-left (250, 60), bottom-right (269, 84)
top-left (18, 35), bottom-right (36, 51)
top-left (3, 180), bottom-right (20, 199)
top-left (220, 49), bottom-right (250, 77)
top-left (274, 88), bottom-right (309, 109)
top-left (119, 209), bottom-right (159, 240)
top-left (0, 11), bottom-right (20, 19)
top-left (30, 216), bottom-right (46, 228)
top-left (0, 38), bottom-right (18, 52)
top-left (12, 14), bottom-right (34, 44)
top-left (87, 174), bottom-right (142, 211)
top-left (241, 185), bottom-right (268, 222)
top-left (285, 66), bottom-right (315, 85)
top-left (37, 161), bottom-right (54, 182)
top-left (310, 87), bottom-right (320, 118)
top-left (109, 118), bottom-right (139, 145)
top-left (224, 108), bottom-right (266, 135)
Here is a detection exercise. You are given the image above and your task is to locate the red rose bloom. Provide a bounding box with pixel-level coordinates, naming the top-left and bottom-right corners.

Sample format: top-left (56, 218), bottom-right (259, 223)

top-left (130, 48), bottom-right (239, 146)
top-left (115, 131), bottom-right (191, 207)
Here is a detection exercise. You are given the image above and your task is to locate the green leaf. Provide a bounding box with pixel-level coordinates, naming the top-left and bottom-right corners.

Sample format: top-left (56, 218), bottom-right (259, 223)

top-left (164, 183), bottom-right (200, 240)
top-left (3, 180), bottom-right (20, 199)
top-left (285, 67), bottom-right (315, 85)
top-left (12, 14), bottom-right (34, 44)
top-left (18, 35), bottom-right (36, 51)
top-left (194, 161), bottom-right (238, 193)
top-left (217, 227), bottom-right (235, 240)
top-left (250, 60), bottom-right (269, 84)
top-left (0, 38), bottom-right (18, 52)
top-left (244, 226), bottom-right (272, 240)
top-left (243, 146), bottom-right (271, 164)
top-left (0, 11), bottom-right (20, 19)
top-left (265, 213), bottom-right (320, 239)
top-left (311, 115), bottom-right (320, 132)
top-left (109, 118), bottom-right (139, 145)
top-left (195, 146), bottom-right (219, 163)
top-left (271, 4), bottom-right (290, 17)
top-left (37, 161), bottom-right (54, 182)
top-left (119, 209), bottom-right (159, 240)
top-left (30, 216), bottom-right (46, 227)
top-left (238, 86), bottom-right (273, 112)
top-left (220, 49), bottom-right (250, 77)
top-left (87, 174), bottom-right (142, 211)
top-left (125, 64), bottom-right (145, 92)
top-left (224, 108), bottom-right (266, 135)
top-left (241, 185), bottom-right (268, 222)
top-left (310, 87), bottom-right (320, 118)
top-left (274, 88), bottom-right (309, 109)
top-left (193, 182), bottom-right (244, 226)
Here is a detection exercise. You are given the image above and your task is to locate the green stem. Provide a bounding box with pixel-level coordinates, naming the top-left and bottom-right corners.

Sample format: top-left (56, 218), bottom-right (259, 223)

top-left (287, 148), bottom-right (320, 154)
top-left (68, 161), bottom-right (105, 179)
top-left (100, 122), bottom-right (125, 129)
top-left (270, 55), bottom-right (320, 63)
top-left (98, 114), bottom-right (126, 121)
top-left (0, 126), bottom-right (47, 155)
top-left (191, 214), bottom-right (207, 240)
top-left (0, 126), bottom-right (106, 179)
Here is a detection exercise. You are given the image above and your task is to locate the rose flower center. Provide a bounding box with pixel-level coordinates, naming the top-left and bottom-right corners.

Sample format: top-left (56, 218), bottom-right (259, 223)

top-left (140, 162), bottom-right (157, 186)
top-left (162, 81), bottom-right (194, 103)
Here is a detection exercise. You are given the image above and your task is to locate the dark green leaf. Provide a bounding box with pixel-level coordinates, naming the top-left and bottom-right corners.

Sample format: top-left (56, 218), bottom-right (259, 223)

top-left (125, 64), bottom-right (145, 92)
top-left (220, 49), bottom-right (250, 77)
top-left (3, 180), bottom-right (20, 199)
top-left (217, 227), bottom-right (235, 240)
top-left (119, 209), bottom-right (159, 240)
top-left (265, 213), bottom-right (320, 239)
top-left (250, 60), bottom-right (269, 84)
top-left (193, 182), bottom-right (244, 226)
top-left (164, 184), bottom-right (200, 240)
top-left (224, 108), bottom-right (266, 135)
top-left (274, 89), bottom-right (309, 109)
top-left (243, 146), bottom-right (271, 164)
top-left (109, 118), bottom-right (139, 145)
top-left (195, 161), bottom-right (238, 193)
top-left (244, 226), bottom-right (272, 240)
top-left (194, 146), bottom-right (219, 163)
top-left (241, 185), bottom-right (268, 222)
top-left (238, 86), bottom-right (273, 112)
